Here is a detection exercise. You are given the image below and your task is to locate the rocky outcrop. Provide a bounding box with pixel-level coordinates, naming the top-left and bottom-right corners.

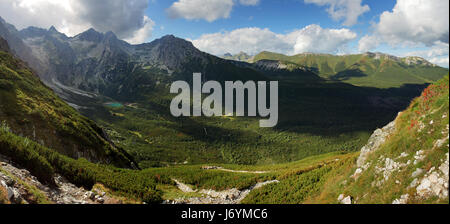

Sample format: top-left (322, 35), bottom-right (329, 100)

top-left (0, 154), bottom-right (117, 204)
top-left (166, 178), bottom-right (279, 204)
top-left (337, 194), bottom-right (352, 204)
top-left (415, 153), bottom-right (449, 200)
top-left (356, 120), bottom-right (397, 168)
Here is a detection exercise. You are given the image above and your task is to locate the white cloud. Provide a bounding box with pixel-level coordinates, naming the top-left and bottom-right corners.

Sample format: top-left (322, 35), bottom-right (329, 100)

top-left (357, 0), bottom-right (449, 67)
top-left (167, 0), bottom-right (234, 22)
top-left (375, 0), bottom-right (449, 46)
top-left (0, 0), bottom-right (154, 44)
top-left (358, 35), bottom-right (381, 52)
top-left (359, 0), bottom-right (449, 52)
top-left (192, 25), bottom-right (357, 56)
top-left (304, 0), bottom-right (370, 26)
top-left (166, 0), bottom-right (260, 22)
top-left (239, 0), bottom-right (260, 6)
top-left (292, 25), bottom-right (357, 54)
top-left (429, 57), bottom-right (449, 68)
top-left (123, 16), bottom-right (155, 44)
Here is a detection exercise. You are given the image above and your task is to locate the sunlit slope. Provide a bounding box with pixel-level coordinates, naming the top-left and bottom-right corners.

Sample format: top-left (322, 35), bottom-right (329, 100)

top-left (0, 40), bottom-right (134, 168)
top-left (243, 76), bottom-right (449, 204)
top-left (254, 51), bottom-right (449, 88)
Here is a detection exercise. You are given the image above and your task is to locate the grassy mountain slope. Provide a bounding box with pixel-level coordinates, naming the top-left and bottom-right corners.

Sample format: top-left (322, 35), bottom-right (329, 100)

top-left (243, 76), bottom-right (449, 204)
top-left (253, 51), bottom-right (449, 88)
top-left (0, 39), bottom-right (134, 168)
top-left (0, 124), bottom-right (164, 203)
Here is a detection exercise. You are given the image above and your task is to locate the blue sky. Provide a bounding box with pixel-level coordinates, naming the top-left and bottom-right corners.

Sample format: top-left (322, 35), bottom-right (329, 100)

top-left (0, 0), bottom-right (448, 67)
top-left (142, 0), bottom-right (448, 67)
top-left (147, 0), bottom-right (395, 41)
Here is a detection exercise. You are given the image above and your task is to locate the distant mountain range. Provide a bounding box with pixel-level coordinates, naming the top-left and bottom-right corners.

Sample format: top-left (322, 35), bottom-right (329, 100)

top-left (1, 16), bottom-right (449, 205)
top-left (222, 50), bottom-right (448, 88)
top-left (2, 16), bottom-right (448, 104)
top-left (252, 51), bottom-right (448, 88)
top-left (1, 17), bottom-right (266, 104)
top-left (221, 52), bottom-right (253, 62)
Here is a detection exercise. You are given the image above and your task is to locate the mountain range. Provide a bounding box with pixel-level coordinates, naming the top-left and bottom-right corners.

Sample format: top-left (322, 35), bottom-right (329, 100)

top-left (224, 51), bottom-right (448, 88)
top-left (2, 16), bottom-right (448, 101)
top-left (0, 15), bottom-right (448, 204)
top-left (1, 16), bottom-right (448, 167)
top-left (1, 17), bottom-right (265, 104)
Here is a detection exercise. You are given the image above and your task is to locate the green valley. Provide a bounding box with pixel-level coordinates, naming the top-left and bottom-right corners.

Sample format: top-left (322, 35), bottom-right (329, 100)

top-left (0, 15), bottom-right (448, 205)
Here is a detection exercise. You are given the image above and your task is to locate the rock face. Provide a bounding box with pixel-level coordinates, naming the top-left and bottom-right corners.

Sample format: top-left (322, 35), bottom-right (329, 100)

top-left (356, 120), bottom-right (397, 168)
top-left (1, 18), bottom-right (263, 103)
top-left (0, 154), bottom-right (117, 204)
top-left (167, 178), bottom-right (279, 204)
top-left (416, 153), bottom-right (449, 199)
top-left (337, 194), bottom-right (352, 204)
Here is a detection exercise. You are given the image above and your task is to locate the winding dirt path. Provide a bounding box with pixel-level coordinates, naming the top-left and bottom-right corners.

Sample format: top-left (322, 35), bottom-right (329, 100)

top-left (202, 166), bottom-right (270, 174)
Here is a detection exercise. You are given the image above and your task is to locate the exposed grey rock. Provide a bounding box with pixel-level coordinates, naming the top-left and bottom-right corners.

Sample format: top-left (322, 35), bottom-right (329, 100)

top-left (172, 178), bottom-right (279, 204)
top-left (392, 194), bottom-right (409, 204)
top-left (357, 121), bottom-right (396, 167)
top-left (412, 168), bottom-right (424, 178)
top-left (0, 154), bottom-right (118, 204)
top-left (416, 153), bottom-right (449, 199)
top-left (341, 196), bottom-right (352, 204)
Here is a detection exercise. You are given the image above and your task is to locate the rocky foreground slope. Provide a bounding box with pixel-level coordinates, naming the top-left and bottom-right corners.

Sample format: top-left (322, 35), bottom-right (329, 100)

top-left (335, 76), bottom-right (449, 204)
top-left (0, 154), bottom-right (128, 204)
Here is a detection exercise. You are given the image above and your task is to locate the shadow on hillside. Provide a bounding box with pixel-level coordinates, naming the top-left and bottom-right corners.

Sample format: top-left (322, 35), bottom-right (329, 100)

top-left (330, 69), bottom-right (368, 81)
top-left (273, 81), bottom-right (428, 136)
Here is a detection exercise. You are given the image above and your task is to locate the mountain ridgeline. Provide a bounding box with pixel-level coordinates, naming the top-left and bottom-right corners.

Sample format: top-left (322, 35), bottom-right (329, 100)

top-left (0, 18), bottom-right (266, 103)
top-left (0, 16), bottom-right (448, 168)
top-left (0, 15), bottom-right (449, 205)
top-left (252, 51), bottom-right (448, 88)
top-left (0, 37), bottom-right (135, 168)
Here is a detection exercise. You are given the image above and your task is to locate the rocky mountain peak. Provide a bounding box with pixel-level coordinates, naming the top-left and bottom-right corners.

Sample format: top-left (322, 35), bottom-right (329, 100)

top-left (48, 26), bottom-right (58, 33)
top-left (156, 35), bottom-right (196, 49)
top-left (19, 26), bottom-right (48, 38)
top-left (74, 28), bottom-right (104, 42)
top-left (403, 56), bottom-right (434, 66)
top-left (137, 34), bottom-right (203, 70)
top-left (363, 52), bottom-right (401, 62)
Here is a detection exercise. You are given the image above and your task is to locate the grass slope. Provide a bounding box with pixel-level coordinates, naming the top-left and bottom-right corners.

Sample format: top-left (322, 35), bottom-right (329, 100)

top-left (243, 76), bottom-right (449, 204)
top-left (0, 48), bottom-right (133, 168)
top-left (253, 51), bottom-right (449, 88)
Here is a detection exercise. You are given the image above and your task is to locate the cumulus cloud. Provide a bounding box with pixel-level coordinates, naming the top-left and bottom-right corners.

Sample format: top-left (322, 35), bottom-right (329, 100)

top-left (356, 0), bottom-right (449, 67)
top-left (0, 0), bottom-right (154, 44)
top-left (167, 0), bottom-right (234, 22)
top-left (192, 25), bottom-right (357, 56)
top-left (292, 25), bottom-right (357, 54)
top-left (304, 0), bottom-right (370, 26)
top-left (358, 0), bottom-right (449, 52)
top-left (239, 0), bottom-right (260, 6)
top-left (167, 0), bottom-right (260, 22)
top-left (358, 35), bottom-right (381, 52)
top-left (375, 0), bottom-right (449, 46)
top-left (123, 16), bottom-right (155, 44)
